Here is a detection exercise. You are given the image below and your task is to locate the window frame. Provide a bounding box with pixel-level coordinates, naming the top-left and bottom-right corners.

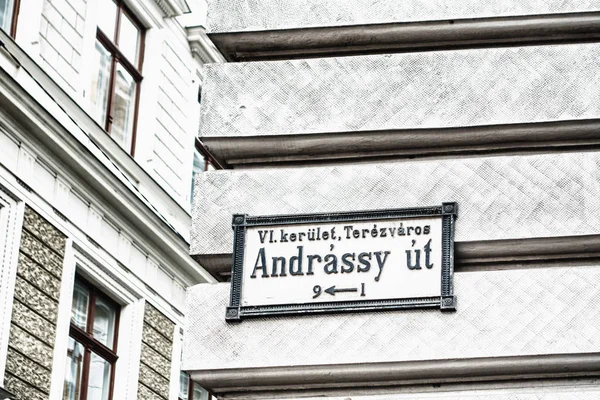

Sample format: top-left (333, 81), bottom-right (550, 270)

top-left (67, 274), bottom-right (121, 400)
top-left (94, 0), bottom-right (145, 156)
top-left (195, 138), bottom-right (224, 170)
top-left (190, 139), bottom-right (222, 206)
top-left (0, 0), bottom-right (20, 37)
top-left (193, 140), bottom-right (212, 173)
top-left (178, 371), bottom-right (212, 400)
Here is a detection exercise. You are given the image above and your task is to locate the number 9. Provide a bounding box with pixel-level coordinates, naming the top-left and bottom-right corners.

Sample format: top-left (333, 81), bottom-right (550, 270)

top-left (312, 285), bottom-right (322, 299)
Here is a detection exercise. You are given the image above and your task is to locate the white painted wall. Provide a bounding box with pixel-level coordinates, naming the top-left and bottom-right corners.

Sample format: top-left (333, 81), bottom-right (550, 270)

top-left (14, 0), bottom-right (207, 211)
top-left (0, 126), bottom-right (195, 309)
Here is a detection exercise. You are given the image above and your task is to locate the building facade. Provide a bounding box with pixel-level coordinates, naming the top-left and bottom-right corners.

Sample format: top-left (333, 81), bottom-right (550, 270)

top-left (185, 0), bottom-right (600, 399)
top-left (0, 0), bottom-right (224, 399)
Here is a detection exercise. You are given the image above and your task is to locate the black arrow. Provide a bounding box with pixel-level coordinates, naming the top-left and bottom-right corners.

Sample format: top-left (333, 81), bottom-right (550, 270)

top-left (325, 285), bottom-right (358, 296)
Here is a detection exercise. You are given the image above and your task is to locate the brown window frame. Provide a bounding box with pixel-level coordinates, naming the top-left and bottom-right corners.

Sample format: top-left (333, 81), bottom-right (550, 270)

top-left (69, 275), bottom-right (121, 400)
top-left (178, 371), bottom-right (213, 400)
top-left (95, 0), bottom-right (145, 156)
top-left (195, 138), bottom-right (224, 170)
top-left (1, 0), bottom-right (20, 37)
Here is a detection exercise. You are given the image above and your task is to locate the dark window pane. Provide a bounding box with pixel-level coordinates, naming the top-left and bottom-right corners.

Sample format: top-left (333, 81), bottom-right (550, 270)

top-left (63, 338), bottom-right (85, 400)
top-left (0, 0), bottom-right (14, 32)
top-left (110, 63), bottom-right (136, 151)
top-left (179, 371), bottom-right (189, 399)
top-left (193, 382), bottom-right (210, 400)
top-left (90, 41), bottom-right (112, 128)
top-left (190, 150), bottom-right (206, 205)
top-left (96, 0), bottom-right (117, 39)
top-left (93, 296), bottom-right (118, 349)
top-left (71, 281), bottom-right (90, 330)
top-left (87, 352), bottom-right (112, 400)
top-left (119, 13), bottom-right (140, 64)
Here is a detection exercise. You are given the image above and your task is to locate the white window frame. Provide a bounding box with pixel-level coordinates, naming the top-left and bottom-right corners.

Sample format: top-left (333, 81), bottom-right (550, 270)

top-left (50, 243), bottom-right (146, 400)
top-left (0, 185), bottom-right (24, 385)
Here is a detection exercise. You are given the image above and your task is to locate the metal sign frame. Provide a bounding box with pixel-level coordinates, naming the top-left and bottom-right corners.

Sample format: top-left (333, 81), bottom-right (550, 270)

top-left (226, 202), bottom-right (457, 322)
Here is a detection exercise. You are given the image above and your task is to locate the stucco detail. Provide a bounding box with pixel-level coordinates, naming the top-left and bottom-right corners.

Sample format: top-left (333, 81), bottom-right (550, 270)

top-left (142, 323), bottom-right (173, 360)
top-left (23, 207), bottom-right (66, 256)
top-left (12, 276), bottom-right (59, 322)
top-left (191, 151), bottom-right (600, 256)
top-left (137, 302), bottom-right (174, 400)
top-left (10, 300), bottom-right (56, 346)
top-left (5, 348), bottom-right (52, 393)
top-left (141, 342), bottom-right (171, 378)
top-left (144, 303), bottom-right (175, 341)
top-left (139, 363), bottom-right (171, 397)
top-left (16, 253), bottom-right (61, 300)
top-left (206, 0), bottom-right (600, 33)
top-left (3, 373), bottom-right (46, 400)
top-left (4, 206), bottom-right (65, 398)
top-left (138, 383), bottom-right (165, 400)
top-left (183, 264), bottom-right (600, 370)
top-left (19, 230), bottom-right (63, 278)
top-left (7, 325), bottom-right (54, 370)
top-left (199, 44), bottom-right (600, 138)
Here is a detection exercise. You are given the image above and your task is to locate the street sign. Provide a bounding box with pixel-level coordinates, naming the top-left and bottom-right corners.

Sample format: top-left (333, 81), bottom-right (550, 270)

top-left (226, 203), bottom-right (457, 321)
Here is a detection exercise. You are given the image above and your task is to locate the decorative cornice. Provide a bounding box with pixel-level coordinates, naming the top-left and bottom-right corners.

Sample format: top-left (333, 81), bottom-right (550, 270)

top-left (186, 26), bottom-right (227, 64)
top-left (153, 0), bottom-right (191, 17)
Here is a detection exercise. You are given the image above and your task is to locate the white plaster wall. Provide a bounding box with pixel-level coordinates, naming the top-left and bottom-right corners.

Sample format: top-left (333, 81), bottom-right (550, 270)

top-left (13, 0), bottom-right (204, 211)
top-left (0, 126), bottom-right (192, 310)
top-left (148, 24), bottom-right (201, 207)
top-left (38, 0), bottom-right (86, 94)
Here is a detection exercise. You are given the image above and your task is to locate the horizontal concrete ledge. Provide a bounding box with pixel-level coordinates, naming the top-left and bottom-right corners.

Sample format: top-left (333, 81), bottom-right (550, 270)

top-left (457, 234), bottom-right (600, 265)
top-left (201, 119), bottom-right (600, 167)
top-left (195, 234), bottom-right (600, 278)
top-left (190, 352), bottom-right (600, 394)
top-left (210, 12), bottom-right (600, 61)
top-left (199, 44), bottom-right (600, 138)
top-left (206, 0), bottom-right (600, 33)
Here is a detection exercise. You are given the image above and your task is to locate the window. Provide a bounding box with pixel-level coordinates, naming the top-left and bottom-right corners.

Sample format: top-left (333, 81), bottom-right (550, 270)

top-left (89, 0), bottom-right (144, 154)
top-left (64, 276), bottom-right (120, 400)
top-left (0, 0), bottom-right (19, 36)
top-left (190, 140), bottom-right (217, 207)
top-left (179, 371), bottom-right (211, 400)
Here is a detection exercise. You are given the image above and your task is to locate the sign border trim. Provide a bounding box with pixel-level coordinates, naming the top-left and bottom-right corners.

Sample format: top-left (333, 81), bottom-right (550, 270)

top-left (226, 202), bottom-right (457, 322)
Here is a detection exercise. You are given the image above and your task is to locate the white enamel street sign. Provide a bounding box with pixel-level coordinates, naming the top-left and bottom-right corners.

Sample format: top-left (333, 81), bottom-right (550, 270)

top-left (226, 203), bottom-right (457, 321)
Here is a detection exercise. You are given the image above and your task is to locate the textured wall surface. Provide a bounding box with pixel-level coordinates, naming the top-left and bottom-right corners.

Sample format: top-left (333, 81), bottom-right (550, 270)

top-left (137, 303), bottom-right (175, 400)
top-left (4, 206), bottom-right (66, 400)
top-left (199, 44), bottom-right (600, 138)
top-left (39, 0), bottom-right (86, 93)
top-left (200, 44), bottom-right (600, 136)
top-left (183, 264), bottom-right (600, 370)
top-left (277, 386), bottom-right (600, 400)
top-left (190, 151), bottom-right (600, 256)
top-left (206, 0), bottom-right (600, 32)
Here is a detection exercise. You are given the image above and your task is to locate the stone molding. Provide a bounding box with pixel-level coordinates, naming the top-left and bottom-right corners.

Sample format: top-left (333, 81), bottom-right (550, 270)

top-left (209, 12), bottom-right (600, 61)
